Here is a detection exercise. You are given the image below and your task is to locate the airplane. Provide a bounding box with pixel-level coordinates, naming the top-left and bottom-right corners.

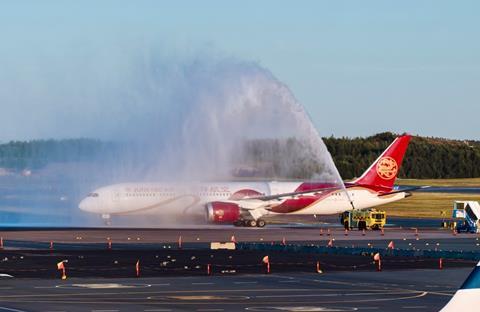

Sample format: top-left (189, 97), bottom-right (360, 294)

top-left (440, 261), bottom-right (480, 311)
top-left (79, 134), bottom-right (413, 227)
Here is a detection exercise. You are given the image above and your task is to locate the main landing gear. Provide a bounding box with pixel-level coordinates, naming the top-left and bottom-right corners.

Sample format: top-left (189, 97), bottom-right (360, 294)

top-left (233, 219), bottom-right (266, 227)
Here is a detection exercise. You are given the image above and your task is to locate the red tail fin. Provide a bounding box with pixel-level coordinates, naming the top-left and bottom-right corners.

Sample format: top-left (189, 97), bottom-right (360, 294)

top-left (353, 135), bottom-right (411, 191)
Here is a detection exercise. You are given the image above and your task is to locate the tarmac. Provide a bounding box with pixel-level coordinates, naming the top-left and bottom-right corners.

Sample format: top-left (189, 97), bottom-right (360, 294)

top-left (1, 226), bottom-right (479, 251)
top-left (0, 225), bottom-right (478, 311)
top-left (0, 268), bottom-right (471, 312)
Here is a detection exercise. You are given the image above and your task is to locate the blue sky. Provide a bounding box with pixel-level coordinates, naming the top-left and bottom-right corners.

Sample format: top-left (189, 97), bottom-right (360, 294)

top-left (1, 1), bottom-right (479, 140)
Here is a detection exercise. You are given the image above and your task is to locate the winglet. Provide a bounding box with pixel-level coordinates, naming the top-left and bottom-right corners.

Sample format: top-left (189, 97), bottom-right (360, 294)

top-left (440, 261), bottom-right (480, 312)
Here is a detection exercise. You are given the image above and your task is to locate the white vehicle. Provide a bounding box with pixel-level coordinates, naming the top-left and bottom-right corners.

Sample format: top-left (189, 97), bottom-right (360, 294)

top-left (79, 135), bottom-right (415, 227)
top-left (440, 261), bottom-right (480, 312)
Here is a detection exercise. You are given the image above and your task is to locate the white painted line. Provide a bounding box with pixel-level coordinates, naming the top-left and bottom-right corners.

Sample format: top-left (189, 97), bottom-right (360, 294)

top-left (192, 283), bottom-right (214, 285)
top-left (234, 281), bottom-right (258, 284)
top-left (91, 310), bottom-right (119, 312)
top-left (144, 310), bottom-right (172, 312)
top-left (0, 307), bottom-right (28, 312)
top-left (402, 307), bottom-right (427, 309)
top-left (197, 310), bottom-right (224, 312)
top-left (149, 283), bottom-right (171, 286)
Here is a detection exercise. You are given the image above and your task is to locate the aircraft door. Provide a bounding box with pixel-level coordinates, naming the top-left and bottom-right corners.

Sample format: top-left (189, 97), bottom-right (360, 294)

top-left (112, 189), bottom-right (121, 202)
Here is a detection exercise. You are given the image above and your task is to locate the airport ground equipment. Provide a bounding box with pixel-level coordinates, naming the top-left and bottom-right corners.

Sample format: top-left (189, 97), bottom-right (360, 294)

top-left (452, 201), bottom-right (480, 233)
top-left (340, 208), bottom-right (386, 230)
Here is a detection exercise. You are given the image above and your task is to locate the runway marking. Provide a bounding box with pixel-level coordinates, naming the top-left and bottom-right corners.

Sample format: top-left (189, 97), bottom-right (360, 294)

top-left (254, 290), bottom-right (418, 299)
top-left (0, 292), bottom-right (431, 306)
top-left (0, 288), bottom-right (422, 300)
top-left (0, 288), bottom-right (315, 299)
top-left (144, 310), bottom-right (172, 312)
top-left (0, 288), bottom-right (430, 306)
top-left (58, 283), bottom-right (151, 289)
top-left (425, 291), bottom-right (455, 296)
top-left (234, 282), bottom-right (258, 285)
top-left (197, 309), bottom-right (224, 311)
top-left (0, 307), bottom-right (28, 312)
top-left (192, 283), bottom-right (214, 285)
top-left (149, 284), bottom-right (170, 286)
top-left (91, 310), bottom-right (119, 312)
top-left (278, 280), bottom-right (299, 283)
top-left (313, 280), bottom-right (355, 286)
top-left (402, 306), bottom-right (427, 309)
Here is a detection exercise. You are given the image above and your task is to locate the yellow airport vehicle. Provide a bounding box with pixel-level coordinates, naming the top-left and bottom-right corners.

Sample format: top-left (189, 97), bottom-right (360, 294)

top-left (340, 208), bottom-right (386, 230)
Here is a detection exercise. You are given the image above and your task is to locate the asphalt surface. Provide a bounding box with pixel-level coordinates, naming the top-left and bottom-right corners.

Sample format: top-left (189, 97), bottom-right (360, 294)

top-left (1, 227), bottom-right (479, 252)
top-left (0, 226), bottom-right (470, 244)
top-left (0, 226), bottom-right (478, 311)
top-left (0, 268), bottom-right (471, 312)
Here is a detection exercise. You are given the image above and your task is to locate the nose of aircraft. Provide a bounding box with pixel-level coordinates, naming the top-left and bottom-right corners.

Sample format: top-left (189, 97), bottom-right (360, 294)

top-left (79, 197), bottom-right (95, 212)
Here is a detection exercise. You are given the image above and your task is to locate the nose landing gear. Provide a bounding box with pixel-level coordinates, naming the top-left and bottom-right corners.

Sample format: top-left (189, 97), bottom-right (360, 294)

top-left (101, 214), bottom-right (111, 226)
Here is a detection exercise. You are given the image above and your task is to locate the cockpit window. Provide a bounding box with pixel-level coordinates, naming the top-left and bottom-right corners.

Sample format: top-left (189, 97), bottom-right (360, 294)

top-left (88, 193), bottom-right (99, 197)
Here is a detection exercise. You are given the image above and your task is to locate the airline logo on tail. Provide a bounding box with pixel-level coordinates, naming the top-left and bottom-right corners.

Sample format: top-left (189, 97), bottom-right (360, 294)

top-left (353, 134), bottom-right (411, 192)
top-left (376, 156), bottom-right (398, 180)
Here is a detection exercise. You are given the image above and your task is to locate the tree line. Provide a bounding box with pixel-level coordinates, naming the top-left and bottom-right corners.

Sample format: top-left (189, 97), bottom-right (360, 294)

top-left (323, 132), bottom-right (480, 179)
top-left (0, 132), bottom-right (479, 179)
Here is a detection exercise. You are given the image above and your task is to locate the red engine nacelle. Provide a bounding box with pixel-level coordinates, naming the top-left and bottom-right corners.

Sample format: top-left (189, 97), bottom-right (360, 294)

top-left (205, 202), bottom-right (241, 223)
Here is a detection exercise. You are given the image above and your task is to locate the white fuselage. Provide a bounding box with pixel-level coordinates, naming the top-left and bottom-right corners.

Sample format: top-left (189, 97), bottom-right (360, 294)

top-left (79, 181), bottom-right (407, 217)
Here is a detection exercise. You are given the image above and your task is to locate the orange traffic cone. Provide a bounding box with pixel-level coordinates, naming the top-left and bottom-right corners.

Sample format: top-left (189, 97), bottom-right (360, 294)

top-left (57, 261), bottom-right (67, 280)
top-left (373, 253), bottom-right (381, 271)
top-left (387, 241), bottom-right (395, 249)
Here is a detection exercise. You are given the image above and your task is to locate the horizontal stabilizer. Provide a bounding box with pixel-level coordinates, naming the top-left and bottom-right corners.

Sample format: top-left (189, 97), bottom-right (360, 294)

top-left (378, 186), bottom-right (430, 197)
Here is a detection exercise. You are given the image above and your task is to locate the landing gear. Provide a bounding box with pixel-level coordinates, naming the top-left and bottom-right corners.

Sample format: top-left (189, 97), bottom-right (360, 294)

top-left (257, 219), bottom-right (266, 228)
top-left (233, 219), bottom-right (267, 227)
top-left (247, 220), bottom-right (257, 227)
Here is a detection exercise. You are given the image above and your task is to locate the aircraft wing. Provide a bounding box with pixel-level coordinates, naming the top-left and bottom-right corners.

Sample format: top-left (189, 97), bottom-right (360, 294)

top-left (241, 186), bottom-right (343, 202)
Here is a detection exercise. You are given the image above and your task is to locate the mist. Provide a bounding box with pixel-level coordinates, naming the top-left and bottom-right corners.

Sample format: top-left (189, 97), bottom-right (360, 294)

top-left (0, 43), bottom-right (344, 226)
